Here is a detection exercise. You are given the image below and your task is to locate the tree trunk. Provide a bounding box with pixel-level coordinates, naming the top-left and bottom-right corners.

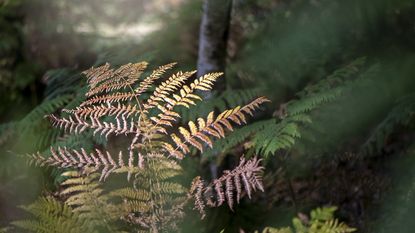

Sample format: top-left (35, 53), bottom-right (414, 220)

top-left (197, 0), bottom-right (233, 91)
top-left (197, 0), bottom-right (233, 178)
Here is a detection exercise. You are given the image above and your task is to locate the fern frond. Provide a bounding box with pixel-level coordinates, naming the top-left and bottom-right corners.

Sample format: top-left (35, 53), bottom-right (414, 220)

top-left (255, 206), bottom-right (356, 233)
top-left (179, 88), bottom-right (262, 123)
top-left (0, 95), bottom-right (73, 150)
top-left (163, 97), bottom-right (270, 159)
top-left (313, 219), bottom-right (355, 233)
top-left (189, 157), bottom-right (264, 216)
top-left (46, 113), bottom-right (139, 138)
top-left (144, 70), bottom-right (196, 110)
top-left (202, 120), bottom-right (271, 158)
top-left (111, 154), bottom-right (186, 232)
top-left (147, 72), bottom-right (223, 124)
top-left (82, 62), bottom-right (112, 87)
top-left (297, 57), bottom-right (366, 97)
top-left (243, 59), bottom-right (369, 157)
top-left (80, 92), bottom-right (139, 107)
top-left (63, 102), bottom-right (141, 119)
top-left (166, 72), bottom-right (223, 109)
top-left (135, 62), bottom-right (177, 94)
top-left (304, 207), bottom-right (356, 233)
top-left (361, 93), bottom-right (415, 155)
top-left (287, 58), bottom-right (367, 116)
top-left (20, 95), bottom-right (74, 126)
top-left (252, 119), bottom-right (302, 157)
top-left (20, 61), bottom-right (270, 231)
top-left (60, 170), bottom-right (120, 227)
top-left (85, 62), bottom-right (148, 97)
top-left (255, 227), bottom-right (292, 233)
top-left (12, 197), bottom-right (96, 233)
top-left (28, 147), bottom-right (131, 181)
top-left (189, 176), bottom-right (206, 218)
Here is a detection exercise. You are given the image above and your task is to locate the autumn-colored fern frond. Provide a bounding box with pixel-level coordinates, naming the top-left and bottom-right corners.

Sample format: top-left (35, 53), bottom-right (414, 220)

top-left (146, 72), bottom-right (224, 135)
top-left (29, 147), bottom-right (135, 181)
top-left (163, 97), bottom-right (270, 159)
top-left (189, 176), bottom-right (206, 218)
top-left (84, 62), bottom-right (148, 93)
top-left (79, 92), bottom-right (140, 107)
top-left (147, 72), bottom-right (222, 115)
top-left (167, 72), bottom-right (222, 109)
top-left (143, 70), bottom-right (196, 110)
top-left (149, 105), bottom-right (181, 128)
top-left (189, 157), bottom-right (264, 217)
top-left (46, 113), bottom-right (139, 137)
top-left (82, 63), bottom-right (112, 87)
top-left (135, 62), bottom-right (177, 94)
top-left (63, 103), bottom-right (141, 119)
top-left (19, 61), bottom-right (269, 232)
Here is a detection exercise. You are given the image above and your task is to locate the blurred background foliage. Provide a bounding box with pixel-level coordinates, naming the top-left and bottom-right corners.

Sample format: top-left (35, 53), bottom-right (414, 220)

top-left (1, 0), bottom-right (415, 232)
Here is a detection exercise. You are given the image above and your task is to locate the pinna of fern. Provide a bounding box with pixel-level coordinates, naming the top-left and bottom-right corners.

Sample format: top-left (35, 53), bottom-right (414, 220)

top-left (189, 156), bottom-right (264, 218)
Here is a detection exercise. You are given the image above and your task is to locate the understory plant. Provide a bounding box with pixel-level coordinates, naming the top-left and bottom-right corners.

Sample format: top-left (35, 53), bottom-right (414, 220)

top-left (11, 62), bottom-right (269, 232)
top-left (254, 207), bottom-right (355, 233)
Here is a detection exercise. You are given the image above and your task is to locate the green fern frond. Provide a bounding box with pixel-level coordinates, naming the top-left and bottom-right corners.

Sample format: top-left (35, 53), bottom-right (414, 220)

top-left (0, 95), bottom-right (73, 150)
top-left (287, 58), bottom-right (366, 116)
top-left (252, 120), bottom-right (301, 157)
top-left (252, 58), bottom-right (368, 157)
top-left (12, 197), bottom-right (97, 233)
top-left (255, 227), bottom-right (292, 233)
top-left (202, 59), bottom-right (367, 158)
top-left (256, 206), bottom-right (355, 233)
top-left (203, 119), bottom-right (272, 158)
top-left (60, 170), bottom-right (120, 227)
top-left (361, 92), bottom-right (415, 155)
top-left (110, 154), bottom-right (187, 232)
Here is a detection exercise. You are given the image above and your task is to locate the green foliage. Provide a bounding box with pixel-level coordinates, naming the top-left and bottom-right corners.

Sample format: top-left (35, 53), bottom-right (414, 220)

top-left (0, 0), bottom-right (40, 116)
top-left (370, 144), bottom-right (415, 233)
top-left (0, 65), bottom-right (88, 150)
top-left (361, 92), bottom-right (415, 155)
top-left (10, 158), bottom-right (185, 233)
top-left (0, 91), bottom-right (80, 153)
top-left (60, 170), bottom-right (120, 231)
top-left (110, 154), bottom-right (187, 232)
top-left (256, 207), bottom-right (355, 233)
top-left (12, 196), bottom-right (97, 233)
top-left (205, 58), bottom-right (367, 158)
top-left (2, 0), bottom-right (415, 232)
top-left (253, 59), bottom-right (371, 157)
top-left (8, 62), bottom-right (267, 233)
